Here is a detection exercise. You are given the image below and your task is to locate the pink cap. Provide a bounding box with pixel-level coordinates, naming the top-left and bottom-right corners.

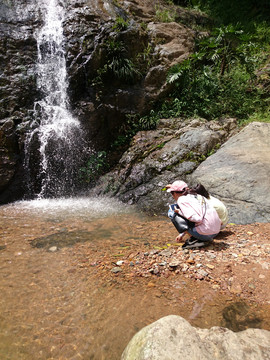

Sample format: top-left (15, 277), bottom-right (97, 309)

top-left (166, 180), bottom-right (188, 193)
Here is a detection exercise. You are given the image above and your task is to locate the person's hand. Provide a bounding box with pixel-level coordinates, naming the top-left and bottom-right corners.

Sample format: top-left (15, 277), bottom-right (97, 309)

top-left (174, 209), bottom-right (180, 214)
top-left (175, 232), bottom-right (186, 242)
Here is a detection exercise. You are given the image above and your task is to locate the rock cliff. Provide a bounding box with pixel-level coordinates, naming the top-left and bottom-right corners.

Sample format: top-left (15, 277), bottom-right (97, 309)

top-left (0, 0), bottom-right (201, 203)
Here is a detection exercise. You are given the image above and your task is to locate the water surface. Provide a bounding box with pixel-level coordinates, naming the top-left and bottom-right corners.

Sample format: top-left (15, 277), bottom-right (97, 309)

top-left (0, 198), bottom-right (269, 359)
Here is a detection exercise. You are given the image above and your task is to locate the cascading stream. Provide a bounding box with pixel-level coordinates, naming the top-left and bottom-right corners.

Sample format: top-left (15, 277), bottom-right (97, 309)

top-left (24, 0), bottom-right (88, 198)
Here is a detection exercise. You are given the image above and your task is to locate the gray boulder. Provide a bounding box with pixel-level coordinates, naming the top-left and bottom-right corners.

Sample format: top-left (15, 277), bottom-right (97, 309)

top-left (121, 315), bottom-right (270, 360)
top-left (189, 122), bottom-right (270, 224)
top-left (91, 117), bottom-right (238, 214)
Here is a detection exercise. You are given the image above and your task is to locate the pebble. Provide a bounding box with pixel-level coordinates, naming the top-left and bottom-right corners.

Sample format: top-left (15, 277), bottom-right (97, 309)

top-left (48, 246), bottom-right (57, 252)
top-left (111, 267), bottom-right (122, 273)
top-left (181, 264), bottom-right (189, 272)
top-left (160, 249), bottom-right (174, 257)
top-left (169, 260), bottom-right (181, 268)
top-left (195, 273), bottom-right (204, 280)
top-left (116, 260), bottom-right (124, 266)
top-left (205, 252), bottom-right (216, 259)
top-left (197, 269), bottom-right (208, 277)
top-left (229, 283), bottom-right (242, 294)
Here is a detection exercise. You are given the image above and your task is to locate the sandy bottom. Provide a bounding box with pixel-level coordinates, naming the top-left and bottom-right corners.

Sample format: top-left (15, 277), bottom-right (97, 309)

top-left (0, 199), bottom-right (269, 359)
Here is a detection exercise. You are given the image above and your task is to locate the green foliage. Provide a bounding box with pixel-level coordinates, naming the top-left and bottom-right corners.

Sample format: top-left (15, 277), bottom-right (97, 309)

top-left (138, 110), bottom-right (160, 130)
top-left (112, 16), bottom-right (129, 32)
top-left (151, 19), bottom-right (270, 122)
top-left (110, 111), bottom-right (160, 152)
top-left (239, 109), bottom-right (270, 127)
top-left (94, 39), bottom-right (142, 84)
top-left (136, 43), bottom-right (155, 71)
top-left (165, 63), bottom-right (264, 120)
top-left (155, 5), bottom-right (176, 23)
top-left (192, 0), bottom-right (270, 26)
top-left (79, 151), bottom-right (108, 184)
top-left (108, 57), bottom-right (141, 82)
top-left (140, 22), bottom-right (148, 31)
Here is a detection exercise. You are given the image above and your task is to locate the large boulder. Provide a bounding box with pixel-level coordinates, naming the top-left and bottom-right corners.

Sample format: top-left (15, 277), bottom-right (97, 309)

top-left (121, 315), bottom-right (270, 360)
top-left (189, 122), bottom-right (270, 224)
top-left (91, 118), bottom-right (238, 213)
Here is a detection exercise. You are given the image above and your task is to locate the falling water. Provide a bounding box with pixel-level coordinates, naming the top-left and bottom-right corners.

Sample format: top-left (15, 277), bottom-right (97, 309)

top-left (24, 0), bottom-right (87, 198)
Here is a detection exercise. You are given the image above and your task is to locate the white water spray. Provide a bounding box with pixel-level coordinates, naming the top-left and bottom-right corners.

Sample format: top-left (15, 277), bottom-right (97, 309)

top-left (24, 0), bottom-right (87, 198)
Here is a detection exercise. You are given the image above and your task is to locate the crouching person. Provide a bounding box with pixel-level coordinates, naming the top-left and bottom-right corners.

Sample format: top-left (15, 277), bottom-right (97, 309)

top-left (166, 180), bottom-right (221, 249)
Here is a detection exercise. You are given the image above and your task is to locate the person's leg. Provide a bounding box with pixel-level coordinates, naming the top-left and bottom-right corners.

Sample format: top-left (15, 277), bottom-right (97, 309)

top-left (188, 227), bottom-right (217, 242)
top-left (182, 227), bottom-right (218, 249)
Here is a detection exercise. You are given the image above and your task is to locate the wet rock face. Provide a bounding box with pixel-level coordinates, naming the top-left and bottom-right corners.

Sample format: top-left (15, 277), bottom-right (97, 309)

top-left (0, 0), bottom-right (42, 203)
top-left (0, 0), bottom-right (41, 120)
top-left (0, 120), bottom-right (18, 192)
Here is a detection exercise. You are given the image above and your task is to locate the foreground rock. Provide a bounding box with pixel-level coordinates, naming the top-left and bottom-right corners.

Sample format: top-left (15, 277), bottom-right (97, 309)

top-left (121, 315), bottom-right (270, 360)
top-left (190, 122), bottom-right (270, 224)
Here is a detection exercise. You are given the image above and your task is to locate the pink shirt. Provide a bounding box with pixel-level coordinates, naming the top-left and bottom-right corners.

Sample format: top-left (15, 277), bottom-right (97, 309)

top-left (177, 194), bottom-right (221, 235)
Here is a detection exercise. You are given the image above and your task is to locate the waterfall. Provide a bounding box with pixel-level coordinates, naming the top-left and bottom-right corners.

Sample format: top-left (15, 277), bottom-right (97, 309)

top-left (24, 0), bottom-right (88, 198)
